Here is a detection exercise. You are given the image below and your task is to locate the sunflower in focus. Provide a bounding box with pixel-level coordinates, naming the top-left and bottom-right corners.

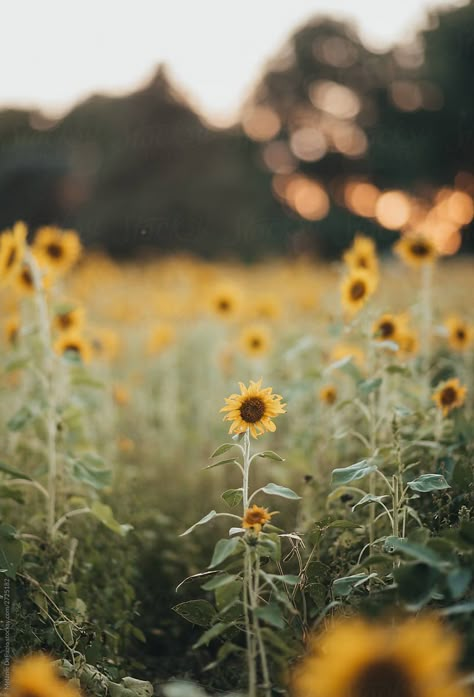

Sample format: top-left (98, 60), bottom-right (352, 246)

top-left (343, 234), bottom-right (379, 275)
top-left (0, 221), bottom-right (27, 286)
top-left (209, 283), bottom-right (243, 320)
top-left (445, 316), bottom-right (474, 352)
top-left (373, 313), bottom-right (408, 345)
top-left (53, 305), bottom-right (85, 334)
top-left (433, 378), bottom-right (467, 417)
top-left (242, 505), bottom-right (276, 533)
top-left (5, 315), bottom-right (20, 346)
top-left (320, 384), bottom-right (337, 405)
top-left (9, 653), bottom-right (81, 697)
top-left (341, 270), bottom-right (377, 315)
top-left (293, 616), bottom-right (469, 697)
top-left (394, 233), bottom-right (437, 268)
top-left (33, 226), bottom-right (82, 275)
top-left (146, 323), bottom-right (176, 355)
top-left (221, 379), bottom-right (286, 438)
top-left (239, 324), bottom-right (271, 358)
top-left (54, 332), bottom-right (93, 364)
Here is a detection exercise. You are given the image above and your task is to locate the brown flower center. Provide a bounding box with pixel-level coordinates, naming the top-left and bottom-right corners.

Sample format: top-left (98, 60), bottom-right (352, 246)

top-left (240, 396), bottom-right (265, 423)
top-left (379, 321), bottom-right (395, 338)
top-left (357, 255), bottom-right (368, 268)
top-left (22, 268), bottom-right (33, 287)
top-left (63, 343), bottom-right (80, 354)
top-left (58, 313), bottom-right (72, 329)
top-left (46, 242), bottom-right (64, 259)
top-left (410, 242), bottom-right (429, 257)
top-left (218, 299), bottom-right (230, 312)
top-left (325, 389), bottom-right (337, 404)
top-left (246, 510), bottom-right (266, 525)
top-left (350, 280), bottom-right (366, 301)
top-left (440, 386), bottom-right (457, 406)
top-left (6, 247), bottom-right (16, 268)
top-left (456, 328), bottom-right (466, 341)
top-left (251, 337), bottom-right (261, 348)
top-left (352, 659), bottom-right (416, 697)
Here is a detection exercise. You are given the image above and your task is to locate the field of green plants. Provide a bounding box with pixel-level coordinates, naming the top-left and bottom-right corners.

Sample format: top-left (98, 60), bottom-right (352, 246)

top-left (1, 225), bottom-right (473, 697)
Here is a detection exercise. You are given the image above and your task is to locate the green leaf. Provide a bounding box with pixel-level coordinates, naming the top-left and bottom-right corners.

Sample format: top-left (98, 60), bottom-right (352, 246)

top-left (332, 459), bottom-right (377, 485)
top-left (210, 444), bottom-right (236, 458)
top-left (261, 483), bottom-right (301, 500)
top-left (254, 603), bottom-right (285, 629)
top-left (352, 494), bottom-right (389, 511)
top-left (0, 525), bottom-right (23, 579)
top-left (407, 474), bottom-right (450, 493)
top-left (258, 451), bottom-right (285, 462)
top-left (447, 568), bottom-right (471, 600)
top-left (358, 377), bottom-right (382, 396)
top-left (0, 486), bottom-right (25, 504)
top-left (215, 580), bottom-right (242, 611)
top-left (440, 601), bottom-right (474, 617)
top-left (221, 488), bottom-right (243, 508)
top-left (90, 502), bottom-right (132, 536)
top-left (193, 622), bottom-right (229, 649)
top-left (384, 536), bottom-right (446, 568)
top-left (181, 510), bottom-right (217, 536)
top-left (327, 519), bottom-right (361, 530)
top-left (7, 406), bottom-right (34, 432)
top-left (204, 458), bottom-right (239, 470)
top-left (333, 573), bottom-right (375, 597)
top-left (262, 573), bottom-right (300, 586)
top-left (209, 538), bottom-right (241, 568)
top-left (0, 462), bottom-right (32, 481)
top-left (393, 562), bottom-right (440, 609)
top-left (202, 574), bottom-right (238, 591)
top-left (71, 455), bottom-right (112, 490)
top-left (173, 600), bottom-right (216, 627)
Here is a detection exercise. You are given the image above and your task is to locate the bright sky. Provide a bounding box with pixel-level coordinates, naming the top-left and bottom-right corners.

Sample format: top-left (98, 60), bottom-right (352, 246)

top-left (1, 0), bottom-right (466, 125)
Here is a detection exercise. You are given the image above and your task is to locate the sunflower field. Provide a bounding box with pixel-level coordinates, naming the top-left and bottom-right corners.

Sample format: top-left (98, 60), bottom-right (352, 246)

top-left (1, 223), bottom-right (474, 697)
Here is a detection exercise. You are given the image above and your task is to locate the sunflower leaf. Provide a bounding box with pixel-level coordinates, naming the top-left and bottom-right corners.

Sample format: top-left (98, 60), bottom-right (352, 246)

top-left (180, 510), bottom-right (217, 536)
top-left (258, 451), bottom-right (285, 462)
top-left (210, 443), bottom-right (236, 458)
top-left (407, 474), bottom-right (450, 493)
top-left (261, 483), bottom-right (301, 500)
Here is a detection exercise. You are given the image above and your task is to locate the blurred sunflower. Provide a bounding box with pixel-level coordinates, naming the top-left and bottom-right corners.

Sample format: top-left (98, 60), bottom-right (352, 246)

top-left (146, 323), bottom-right (176, 355)
top-left (394, 234), bottom-right (437, 268)
top-left (343, 234), bottom-right (379, 275)
top-left (14, 262), bottom-right (35, 296)
top-left (398, 330), bottom-right (420, 357)
top-left (91, 328), bottom-right (120, 361)
top-left (341, 270), bottom-right (377, 315)
top-left (221, 378), bottom-right (286, 438)
top-left (445, 316), bottom-right (473, 352)
top-left (9, 653), bottom-right (81, 697)
top-left (113, 384), bottom-right (130, 406)
top-left (433, 378), bottom-right (467, 417)
top-left (4, 315), bottom-right (20, 347)
top-left (209, 283), bottom-right (243, 320)
top-left (242, 505), bottom-right (276, 533)
top-left (373, 313), bottom-right (408, 344)
top-left (330, 343), bottom-right (365, 369)
top-left (251, 293), bottom-right (282, 321)
top-left (0, 221), bottom-right (27, 286)
top-left (54, 332), bottom-right (93, 364)
top-left (320, 385), bottom-right (337, 405)
top-left (33, 226), bottom-right (82, 274)
top-left (239, 324), bottom-right (271, 358)
top-left (293, 616), bottom-right (469, 697)
top-left (53, 305), bottom-right (85, 334)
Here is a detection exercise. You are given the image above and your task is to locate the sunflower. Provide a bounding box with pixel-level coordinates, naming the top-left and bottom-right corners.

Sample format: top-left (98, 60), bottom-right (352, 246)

top-left (54, 331), bottom-right (93, 364)
top-left (343, 234), bottom-right (379, 275)
top-left (146, 323), bottom-right (176, 355)
top-left (113, 384), bottom-right (130, 406)
top-left (320, 384), bottom-right (337, 405)
top-left (33, 226), bottom-right (82, 274)
top-left (432, 378), bottom-right (467, 417)
top-left (13, 261), bottom-right (51, 296)
top-left (330, 343), bottom-right (365, 369)
top-left (53, 305), bottom-right (85, 334)
top-left (373, 313), bottom-right (408, 345)
top-left (220, 379), bottom-right (286, 438)
top-left (242, 505), bottom-right (276, 533)
top-left (91, 327), bottom-right (120, 361)
top-left (0, 221), bottom-right (27, 286)
top-left (293, 616), bottom-right (469, 697)
top-left (239, 324), bottom-right (271, 358)
top-left (445, 316), bottom-right (474, 352)
top-left (5, 315), bottom-right (20, 345)
top-left (9, 653), bottom-right (81, 697)
top-left (341, 270), bottom-right (377, 315)
top-left (398, 330), bottom-right (420, 357)
top-left (209, 283), bottom-right (243, 320)
top-left (251, 293), bottom-right (282, 321)
top-left (394, 233), bottom-right (438, 268)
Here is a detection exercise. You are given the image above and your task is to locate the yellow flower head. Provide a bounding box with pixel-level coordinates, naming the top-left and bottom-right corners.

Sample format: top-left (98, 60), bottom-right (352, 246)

top-left (251, 293), bottom-right (282, 321)
top-left (398, 330), bottom-right (420, 357)
top-left (343, 234), bottom-right (379, 275)
top-left (445, 316), bottom-right (474, 352)
top-left (433, 378), bottom-right (467, 417)
top-left (239, 324), bottom-right (271, 358)
top-left (341, 270), bottom-right (377, 315)
top-left (209, 282), bottom-right (243, 320)
top-left (220, 378), bottom-right (286, 438)
top-left (394, 233), bottom-right (438, 268)
top-left (33, 226), bottom-right (82, 274)
top-left (54, 331), bottom-right (93, 364)
top-left (373, 313), bottom-right (408, 345)
top-left (9, 653), bottom-right (81, 697)
top-left (146, 323), bottom-right (176, 355)
top-left (53, 305), bottom-right (85, 334)
top-left (320, 384), bottom-right (337, 405)
top-left (91, 327), bottom-right (120, 361)
top-left (330, 343), bottom-right (365, 369)
top-left (0, 221), bottom-right (27, 286)
top-left (293, 616), bottom-right (469, 697)
top-left (13, 261), bottom-right (51, 296)
top-left (113, 384), bottom-right (130, 406)
top-left (242, 504), bottom-right (276, 533)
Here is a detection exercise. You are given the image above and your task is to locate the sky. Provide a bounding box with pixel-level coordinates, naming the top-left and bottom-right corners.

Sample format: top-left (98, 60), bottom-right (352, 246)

top-left (1, 0), bottom-right (467, 125)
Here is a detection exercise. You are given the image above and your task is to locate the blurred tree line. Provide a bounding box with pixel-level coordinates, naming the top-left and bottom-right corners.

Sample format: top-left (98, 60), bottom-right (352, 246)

top-left (0, 1), bottom-right (474, 259)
